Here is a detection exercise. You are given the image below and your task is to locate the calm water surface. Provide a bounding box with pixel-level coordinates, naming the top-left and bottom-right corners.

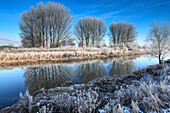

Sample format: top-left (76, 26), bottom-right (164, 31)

top-left (0, 55), bottom-right (159, 109)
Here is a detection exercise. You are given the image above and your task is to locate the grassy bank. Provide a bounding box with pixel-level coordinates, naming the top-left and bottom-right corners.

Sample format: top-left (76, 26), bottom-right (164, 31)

top-left (0, 55), bottom-right (141, 70)
top-left (1, 59), bottom-right (169, 113)
top-left (0, 47), bottom-right (145, 65)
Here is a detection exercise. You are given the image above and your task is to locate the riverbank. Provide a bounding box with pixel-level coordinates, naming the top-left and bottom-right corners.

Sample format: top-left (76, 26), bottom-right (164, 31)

top-left (1, 59), bottom-right (169, 113)
top-left (0, 47), bottom-right (145, 65)
top-left (0, 55), bottom-right (142, 70)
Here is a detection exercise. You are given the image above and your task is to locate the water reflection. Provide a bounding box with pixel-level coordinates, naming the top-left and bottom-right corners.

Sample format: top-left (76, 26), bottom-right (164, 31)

top-left (23, 56), bottom-right (138, 94)
top-left (107, 57), bottom-right (136, 77)
top-left (73, 61), bottom-right (106, 83)
top-left (24, 65), bottom-right (73, 94)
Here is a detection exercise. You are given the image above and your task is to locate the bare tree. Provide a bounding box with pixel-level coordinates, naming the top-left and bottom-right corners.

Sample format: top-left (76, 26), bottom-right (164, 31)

top-left (19, 2), bottom-right (73, 48)
top-left (108, 23), bottom-right (117, 45)
top-left (108, 22), bottom-right (137, 45)
top-left (146, 21), bottom-right (170, 64)
top-left (74, 19), bottom-right (85, 47)
top-left (74, 16), bottom-right (106, 47)
top-left (96, 18), bottom-right (107, 47)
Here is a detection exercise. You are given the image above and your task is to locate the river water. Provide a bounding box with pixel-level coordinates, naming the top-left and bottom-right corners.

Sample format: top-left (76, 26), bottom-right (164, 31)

top-left (0, 55), bottom-right (159, 109)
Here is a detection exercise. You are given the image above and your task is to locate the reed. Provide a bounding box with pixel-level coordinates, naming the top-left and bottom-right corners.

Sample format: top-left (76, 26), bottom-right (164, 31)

top-left (0, 47), bottom-right (144, 64)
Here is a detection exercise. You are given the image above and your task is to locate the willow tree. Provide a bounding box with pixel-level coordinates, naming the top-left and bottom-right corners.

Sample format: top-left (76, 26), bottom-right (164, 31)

top-left (146, 21), bottom-right (170, 64)
top-left (108, 22), bottom-right (137, 45)
top-left (19, 2), bottom-right (73, 48)
top-left (74, 16), bottom-right (106, 47)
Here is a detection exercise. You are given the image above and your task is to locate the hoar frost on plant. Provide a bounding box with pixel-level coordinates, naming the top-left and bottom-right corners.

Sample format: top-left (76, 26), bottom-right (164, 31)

top-left (0, 46), bottom-right (144, 63)
top-left (51, 88), bottom-right (101, 112)
top-left (102, 74), bottom-right (170, 112)
top-left (5, 88), bottom-right (101, 113)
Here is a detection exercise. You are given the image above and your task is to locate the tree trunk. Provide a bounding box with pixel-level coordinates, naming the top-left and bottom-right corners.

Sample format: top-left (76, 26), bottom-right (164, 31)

top-left (56, 37), bottom-right (59, 47)
top-left (86, 41), bottom-right (88, 47)
top-left (159, 55), bottom-right (161, 64)
top-left (92, 38), bottom-right (94, 47)
top-left (82, 41), bottom-right (84, 47)
top-left (32, 38), bottom-right (35, 47)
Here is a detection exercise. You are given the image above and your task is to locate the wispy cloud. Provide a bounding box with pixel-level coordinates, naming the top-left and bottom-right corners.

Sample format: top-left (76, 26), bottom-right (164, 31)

top-left (74, 14), bottom-right (86, 18)
top-left (0, 38), bottom-right (21, 46)
top-left (0, 11), bottom-right (22, 20)
top-left (97, 8), bottom-right (128, 19)
top-left (0, 33), bottom-right (21, 44)
top-left (86, 10), bottom-right (100, 14)
top-left (133, 0), bottom-right (170, 12)
top-left (72, 0), bottom-right (128, 16)
top-left (0, 38), bottom-right (20, 44)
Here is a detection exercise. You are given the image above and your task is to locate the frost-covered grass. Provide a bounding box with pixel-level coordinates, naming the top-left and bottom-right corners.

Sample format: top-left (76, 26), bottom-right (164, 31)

top-left (102, 64), bottom-right (170, 113)
top-left (0, 55), bottom-right (141, 70)
top-left (0, 46), bottom-right (144, 64)
top-left (103, 77), bottom-right (170, 112)
top-left (1, 88), bottom-right (101, 113)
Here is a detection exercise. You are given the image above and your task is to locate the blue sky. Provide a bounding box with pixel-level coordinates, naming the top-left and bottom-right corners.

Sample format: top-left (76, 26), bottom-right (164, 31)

top-left (0, 0), bottom-right (169, 46)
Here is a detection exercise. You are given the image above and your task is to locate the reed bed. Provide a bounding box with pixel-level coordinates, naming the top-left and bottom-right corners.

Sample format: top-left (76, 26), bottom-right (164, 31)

top-left (0, 55), bottom-right (141, 70)
top-left (0, 47), bottom-right (144, 64)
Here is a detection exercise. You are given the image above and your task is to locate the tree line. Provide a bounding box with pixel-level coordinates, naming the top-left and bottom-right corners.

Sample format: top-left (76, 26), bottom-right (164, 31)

top-left (19, 2), bottom-right (137, 48)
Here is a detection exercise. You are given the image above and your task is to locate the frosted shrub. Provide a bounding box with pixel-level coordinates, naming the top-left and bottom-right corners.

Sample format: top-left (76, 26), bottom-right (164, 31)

top-left (113, 79), bottom-right (169, 112)
top-left (1, 87), bottom-right (101, 112)
top-left (38, 105), bottom-right (53, 113)
top-left (17, 90), bottom-right (33, 112)
top-left (52, 88), bottom-right (100, 112)
top-left (73, 88), bottom-right (101, 113)
top-left (131, 100), bottom-right (140, 113)
top-left (104, 100), bottom-right (141, 113)
top-left (10, 88), bottom-right (100, 113)
top-left (103, 100), bottom-right (124, 113)
top-left (102, 64), bottom-right (170, 113)
top-left (52, 92), bottom-right (73, 112)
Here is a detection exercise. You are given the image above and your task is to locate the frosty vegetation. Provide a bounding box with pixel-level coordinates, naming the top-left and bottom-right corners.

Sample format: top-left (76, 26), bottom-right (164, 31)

top-left (0, 43), bottom-right (146, 64)
top-left (1, 59), bottom-right (169, 113)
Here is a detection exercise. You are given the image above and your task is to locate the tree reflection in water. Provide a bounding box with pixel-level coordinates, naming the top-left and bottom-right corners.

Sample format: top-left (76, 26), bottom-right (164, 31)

top-left (23, 56), bottom-right (139, 94)
top-left (73, 61), bottom-right (107, 83)
top-left (24, 65), bottom-right (73, 94)
top-left (104, 56), bottom-right (136, 77)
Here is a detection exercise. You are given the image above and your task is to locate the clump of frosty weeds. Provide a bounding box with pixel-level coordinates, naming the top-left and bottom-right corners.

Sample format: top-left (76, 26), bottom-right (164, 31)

top-left (102, 65), bottom-right (170, 113)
